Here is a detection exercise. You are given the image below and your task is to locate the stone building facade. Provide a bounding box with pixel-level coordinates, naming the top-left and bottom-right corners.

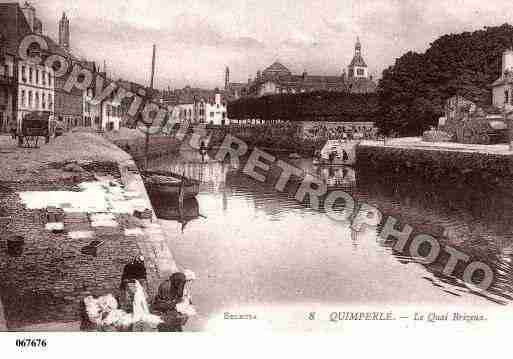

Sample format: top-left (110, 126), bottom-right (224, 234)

top-left (225, 38), bottom-right (377, 99)
top-left (0, 2), bottom-right (56, 132)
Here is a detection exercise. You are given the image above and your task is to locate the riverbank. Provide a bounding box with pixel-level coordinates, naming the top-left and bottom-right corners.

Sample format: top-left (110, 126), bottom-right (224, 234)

top-left (356, 137), bottom-right (513, 182)
top-left (0, 133), bottom-right (178, 331)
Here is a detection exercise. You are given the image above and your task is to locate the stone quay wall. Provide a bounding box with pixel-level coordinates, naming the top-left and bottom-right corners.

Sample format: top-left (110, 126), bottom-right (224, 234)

top-left (356, 144), bottom-right (513, 182)
top-left (112, 136), bottom-right (181, 166)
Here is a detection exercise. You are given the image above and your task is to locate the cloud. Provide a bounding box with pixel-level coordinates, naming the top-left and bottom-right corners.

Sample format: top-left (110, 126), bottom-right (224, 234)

top-left (27, 0), bottom-right (513, 88)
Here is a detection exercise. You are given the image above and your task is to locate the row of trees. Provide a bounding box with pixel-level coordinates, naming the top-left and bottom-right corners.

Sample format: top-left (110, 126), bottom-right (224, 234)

top-left (377, 24), bottom-right (513, 135)
top-left (229, 24), bottom-right (513, 136)
top-left (227, 91), bottom-right (379, 124)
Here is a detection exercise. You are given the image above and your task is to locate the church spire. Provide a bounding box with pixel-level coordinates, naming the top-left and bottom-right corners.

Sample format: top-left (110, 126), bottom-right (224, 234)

top-left (355, 36), bottom-right (361, 55)
top-left (59, 11), bottom-right (70, 50)
top-left (348, 36), bottom-right (368, 79)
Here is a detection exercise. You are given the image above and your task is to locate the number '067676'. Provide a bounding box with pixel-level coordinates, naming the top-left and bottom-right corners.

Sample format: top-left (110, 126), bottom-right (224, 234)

top-left (15, 339), bottom-right (47, 348)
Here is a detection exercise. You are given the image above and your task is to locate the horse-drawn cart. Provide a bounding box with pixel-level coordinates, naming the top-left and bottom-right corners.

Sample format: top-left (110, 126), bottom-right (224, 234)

top-left (17, 111), bottom-right (52, 148)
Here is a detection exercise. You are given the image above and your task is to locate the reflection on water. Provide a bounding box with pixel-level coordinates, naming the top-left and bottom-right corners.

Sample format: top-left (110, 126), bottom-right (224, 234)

top-left (150, 196), bottom-right (202, 233)
top-left (148, 152), bottom-right (513, 330)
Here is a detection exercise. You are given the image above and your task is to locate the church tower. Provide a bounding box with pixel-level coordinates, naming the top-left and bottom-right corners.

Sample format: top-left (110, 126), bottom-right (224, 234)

top-left (225, 66), bottom-right (230, 91)
top-left (348, 37), bottom-right (368, 79)
top-left (59, 12), bottom-right (70, 50)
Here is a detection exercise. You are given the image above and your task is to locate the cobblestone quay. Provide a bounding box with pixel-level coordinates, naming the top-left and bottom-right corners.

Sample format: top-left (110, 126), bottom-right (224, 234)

top-left (0, 133), bottom-right (178, 330)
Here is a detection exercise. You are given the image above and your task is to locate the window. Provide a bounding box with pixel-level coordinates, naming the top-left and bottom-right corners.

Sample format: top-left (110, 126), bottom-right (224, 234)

top-left (357, 68), bottom-right (365, 76)
top-left (22, 66), bottom-right (26, 82)
top-left (28, 91), bottom-right (32, 107)
top-left (210, 112), bottom-right (214, 117)
top-left (505, 90), bottom-right (509, 105)
top-left (21, 90), bottom-right (26, 107)
top-left (48, 94), bottom-right (52, 108)
top-left (42, 93), bottom-right (46, 109)
top-left (29, 68), bottom-right (33, 83)
top-left (42, 71), bottom-right (46, 85)
top-left (48, 74), bottom-right (52, 87)
top-left (35, 92), bottom-right (39, 108)
top-left (36, 69), bottom-right (39, 84)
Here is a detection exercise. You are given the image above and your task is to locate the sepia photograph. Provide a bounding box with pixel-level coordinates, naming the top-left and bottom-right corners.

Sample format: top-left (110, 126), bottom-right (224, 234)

top-left (1, 0), bottom-right (513, 356)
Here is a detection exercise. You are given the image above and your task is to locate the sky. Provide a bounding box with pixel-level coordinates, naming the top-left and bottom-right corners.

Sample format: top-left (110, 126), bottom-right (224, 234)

top-left (13, 0), bottom-right (513, 89)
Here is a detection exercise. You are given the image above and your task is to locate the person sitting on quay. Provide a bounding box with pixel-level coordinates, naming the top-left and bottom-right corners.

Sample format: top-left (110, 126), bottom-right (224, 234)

top-left (152, 271), bottom-right (196, 332)
top-left (120, 256), bottom-right (148, 295)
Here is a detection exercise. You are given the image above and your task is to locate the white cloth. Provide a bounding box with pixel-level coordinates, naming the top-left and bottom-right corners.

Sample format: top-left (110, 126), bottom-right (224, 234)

top-left (83, 281), bottom-right (162, 329)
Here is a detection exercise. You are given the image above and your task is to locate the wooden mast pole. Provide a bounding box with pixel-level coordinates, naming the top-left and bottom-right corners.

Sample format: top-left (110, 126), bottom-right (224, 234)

top-left (145, 44), bottom-right (156, 169)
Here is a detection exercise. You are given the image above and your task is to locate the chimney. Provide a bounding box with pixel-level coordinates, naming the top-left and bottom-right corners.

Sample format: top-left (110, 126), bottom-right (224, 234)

top-left (225, 66), bottom-right (230, 91)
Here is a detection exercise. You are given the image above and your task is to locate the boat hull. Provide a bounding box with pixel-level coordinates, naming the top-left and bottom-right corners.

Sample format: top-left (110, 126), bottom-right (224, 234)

top-left (142, 170), bottom-right (200, 199)
top-left (146, 183), bottom-right (199, 199)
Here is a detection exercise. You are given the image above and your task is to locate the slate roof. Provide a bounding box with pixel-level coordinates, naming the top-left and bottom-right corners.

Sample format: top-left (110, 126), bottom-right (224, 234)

top-left (262, 61), bottom-right (292, 77)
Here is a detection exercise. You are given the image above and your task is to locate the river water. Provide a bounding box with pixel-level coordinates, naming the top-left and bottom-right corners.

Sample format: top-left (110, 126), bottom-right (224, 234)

top-left (147, 150), bottom-right (513, 331)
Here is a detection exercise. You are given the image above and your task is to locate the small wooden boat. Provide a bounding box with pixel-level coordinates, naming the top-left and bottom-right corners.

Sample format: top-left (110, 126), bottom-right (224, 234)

top-left (142, 170), bottom-right (200, 199)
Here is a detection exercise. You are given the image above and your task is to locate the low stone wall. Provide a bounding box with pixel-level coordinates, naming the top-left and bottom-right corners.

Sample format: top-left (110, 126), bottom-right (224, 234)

top-left (112, 136), bottom-right (181, 165)
top-left (356, 144), bottom-right (513, 182)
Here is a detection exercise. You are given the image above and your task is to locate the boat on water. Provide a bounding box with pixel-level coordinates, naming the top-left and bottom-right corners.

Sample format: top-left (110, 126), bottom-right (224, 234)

top-left (141, 170), bottom-right (200, 199)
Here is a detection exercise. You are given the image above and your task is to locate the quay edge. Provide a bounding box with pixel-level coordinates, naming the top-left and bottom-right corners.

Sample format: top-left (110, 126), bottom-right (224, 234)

top-left (355, 140), bottom-right (513, 181)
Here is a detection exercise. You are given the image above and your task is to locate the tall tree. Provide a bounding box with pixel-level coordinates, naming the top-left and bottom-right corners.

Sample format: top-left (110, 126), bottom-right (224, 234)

top-left (378, 24), bottom-right (513, 135)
